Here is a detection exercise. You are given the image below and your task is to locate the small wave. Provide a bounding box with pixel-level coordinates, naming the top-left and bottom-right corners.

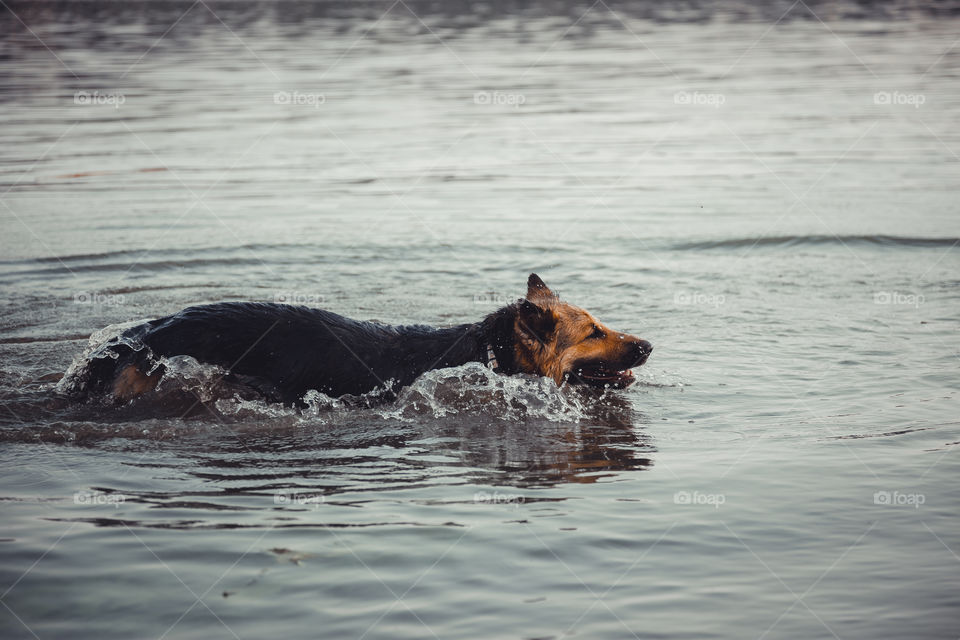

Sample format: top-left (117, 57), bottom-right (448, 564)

top-left (16, 243), bottom-right (307, 265)
top-left (827, 426), bottom-right (934, 440)
top-left (11, 257), bottom-right (270, 279)
top-left (671, 235), bottom-right (959, 251)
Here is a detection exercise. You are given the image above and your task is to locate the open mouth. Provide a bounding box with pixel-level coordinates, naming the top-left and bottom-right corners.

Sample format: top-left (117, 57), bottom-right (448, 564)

top-left (572, 367), bottom-right (636, 389)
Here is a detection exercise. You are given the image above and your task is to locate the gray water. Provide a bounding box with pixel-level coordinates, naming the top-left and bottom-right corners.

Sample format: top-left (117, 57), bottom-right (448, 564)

top-left (1, 1), bottom-right (959, 638)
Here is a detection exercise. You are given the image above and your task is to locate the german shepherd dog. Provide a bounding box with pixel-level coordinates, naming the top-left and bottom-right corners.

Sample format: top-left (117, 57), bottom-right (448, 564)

top-left (71, 274), bottom-right (652, 406)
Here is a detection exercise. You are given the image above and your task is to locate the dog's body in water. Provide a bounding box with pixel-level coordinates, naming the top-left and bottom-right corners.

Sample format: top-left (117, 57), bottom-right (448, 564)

top-left (71, 274), bottom-right (652, 406)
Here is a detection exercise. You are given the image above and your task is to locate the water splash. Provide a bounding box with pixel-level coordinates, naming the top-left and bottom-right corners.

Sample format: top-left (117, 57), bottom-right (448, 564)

top-left (379, 362), bottom-right (592, 423)
top-left (56, 319), bottom-right (149, 397)
top-left (633, 367), bottom-right (685, 389)
top-left (212, 365), bottom-right (593, 424)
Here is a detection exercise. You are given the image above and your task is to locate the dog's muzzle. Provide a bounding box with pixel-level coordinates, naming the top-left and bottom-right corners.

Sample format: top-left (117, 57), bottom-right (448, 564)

top-left (571, 339), bottom-right (652, 389)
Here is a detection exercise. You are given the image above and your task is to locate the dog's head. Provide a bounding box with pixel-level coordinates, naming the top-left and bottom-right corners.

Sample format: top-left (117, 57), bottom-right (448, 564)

top-left (511, 273), bottom-right (652, 389)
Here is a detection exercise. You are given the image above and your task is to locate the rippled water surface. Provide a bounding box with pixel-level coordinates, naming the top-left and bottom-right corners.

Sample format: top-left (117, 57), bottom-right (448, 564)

top-left (1, 1), bottom-right (959, 638)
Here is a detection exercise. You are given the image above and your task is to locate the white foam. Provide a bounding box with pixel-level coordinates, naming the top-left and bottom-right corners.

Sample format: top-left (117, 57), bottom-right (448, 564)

top-left (379, 362), bottom-right (591, 423)
top-left (56, 319), bottom-right (150, 395)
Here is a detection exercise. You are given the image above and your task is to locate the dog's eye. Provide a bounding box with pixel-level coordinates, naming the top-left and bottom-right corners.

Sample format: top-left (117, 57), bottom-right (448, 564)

top-left (588, 325), bottom-right (605, 340)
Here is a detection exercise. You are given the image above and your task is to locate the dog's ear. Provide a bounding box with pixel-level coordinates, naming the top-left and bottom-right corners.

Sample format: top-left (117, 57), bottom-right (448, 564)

top-left (526, 273), bottom-right (554, 303)
top-left (516, 298), bottom-right (556, 348)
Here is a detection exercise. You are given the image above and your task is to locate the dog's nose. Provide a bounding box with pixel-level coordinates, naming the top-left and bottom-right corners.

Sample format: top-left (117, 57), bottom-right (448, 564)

top-left (631, 340), bottom-right (652, 366)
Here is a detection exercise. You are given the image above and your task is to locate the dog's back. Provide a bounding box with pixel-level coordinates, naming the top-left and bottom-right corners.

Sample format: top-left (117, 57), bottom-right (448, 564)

top-left (76, 302), bottom-right (480, 404)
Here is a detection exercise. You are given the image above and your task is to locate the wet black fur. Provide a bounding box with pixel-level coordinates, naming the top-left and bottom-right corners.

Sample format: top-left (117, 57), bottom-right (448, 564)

top-left (78, 301), bottom-right (534, 406)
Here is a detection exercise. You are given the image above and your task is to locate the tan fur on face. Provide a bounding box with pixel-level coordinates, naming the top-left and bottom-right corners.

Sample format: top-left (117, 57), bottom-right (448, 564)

top-left (112, 364), bottom-right (161, 401)
top-left (514, 276), bottom-right (644, 385)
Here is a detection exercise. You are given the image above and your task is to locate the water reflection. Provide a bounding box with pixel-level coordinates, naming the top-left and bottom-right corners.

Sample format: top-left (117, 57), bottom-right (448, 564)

top-left (424, 393), bottom-right (653, 486)
top-left (162, 392), bottom-right (654, 492)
